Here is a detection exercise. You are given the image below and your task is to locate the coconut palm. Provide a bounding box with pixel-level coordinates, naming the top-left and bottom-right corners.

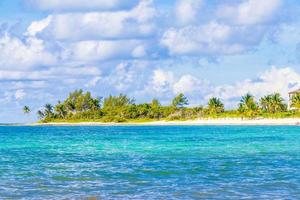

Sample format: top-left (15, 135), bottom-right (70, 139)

top-left (291, 93), bottom-right (300, 110)
top-left (23, 106), bottom-right (30, 114)
top-left (37, 110), bottom-right (45, 120)
top-left (272, 93), bottom-right (287, 112)
top-left (172, 93), bottom-right (188, 108)
top-left (44, 103), bottom-right (54, 118)
top-left (260, 93), bottom-right (286, 113)
top-left (208, 97), bottom-right (224, 114)
top-left (238, 93), bottom-right (259, 117)
top-left (55, 102), bottom-right (67, 119)
top-left (260, 95), bottom-right (272, 111)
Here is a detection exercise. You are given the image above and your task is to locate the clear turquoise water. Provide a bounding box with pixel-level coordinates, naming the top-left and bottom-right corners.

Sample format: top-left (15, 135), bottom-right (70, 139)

top-left (1, 126), bottom-right (300, 199)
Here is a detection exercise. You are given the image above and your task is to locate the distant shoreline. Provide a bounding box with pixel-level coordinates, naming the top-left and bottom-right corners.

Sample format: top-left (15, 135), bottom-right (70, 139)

top-left (26, 118), bottom-right (300, 126)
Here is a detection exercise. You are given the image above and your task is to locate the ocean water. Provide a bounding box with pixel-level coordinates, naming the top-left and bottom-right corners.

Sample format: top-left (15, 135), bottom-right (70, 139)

top-left (0, 126), bottom-right (300, 199)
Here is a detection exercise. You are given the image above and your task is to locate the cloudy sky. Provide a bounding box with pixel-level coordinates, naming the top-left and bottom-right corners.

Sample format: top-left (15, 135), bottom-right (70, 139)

top-left (1, 0), bottom-right (300, 122)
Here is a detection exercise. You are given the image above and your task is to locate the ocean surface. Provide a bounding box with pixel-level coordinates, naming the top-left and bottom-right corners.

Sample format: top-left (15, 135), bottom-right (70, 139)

top-left (0, 126), bottom-right (300, 199)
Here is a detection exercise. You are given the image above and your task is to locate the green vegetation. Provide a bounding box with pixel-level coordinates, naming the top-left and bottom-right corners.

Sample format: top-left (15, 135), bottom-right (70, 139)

top-left (23, 106), bottom-right (31, 114)
top-left (208, 97), bottom-right (224, 114)
top-left (291, 93), bottom-right (300, 110)
top-left (172, 93), bottom-right (188, 108)
top-left (238, 93), bottom-right (260, 117)
top-left (32, 89), bottom-right (300, 123)
top-left (260, 93), bottom-right (286, 113)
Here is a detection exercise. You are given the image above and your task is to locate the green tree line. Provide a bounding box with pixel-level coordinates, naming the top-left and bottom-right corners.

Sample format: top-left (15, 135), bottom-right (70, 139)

top-left (23, 89), bottom-right (300, 122)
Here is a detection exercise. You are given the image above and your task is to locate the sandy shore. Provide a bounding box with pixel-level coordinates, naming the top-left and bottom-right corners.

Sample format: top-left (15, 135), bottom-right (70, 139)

top-left (29, 118), bottom-right (300, 126)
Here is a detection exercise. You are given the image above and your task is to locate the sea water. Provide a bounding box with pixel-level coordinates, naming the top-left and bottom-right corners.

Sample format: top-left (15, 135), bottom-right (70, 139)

top-left (0, 126), bottom-right (300, 199)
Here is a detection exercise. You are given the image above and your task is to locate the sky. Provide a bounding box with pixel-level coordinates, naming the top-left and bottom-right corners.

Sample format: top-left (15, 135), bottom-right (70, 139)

top-left (1, 0), bottom-right (300, 123)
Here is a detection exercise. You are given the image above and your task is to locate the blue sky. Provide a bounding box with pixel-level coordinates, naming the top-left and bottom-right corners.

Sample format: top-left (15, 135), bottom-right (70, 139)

top-left (1, 0), bottom-right (300, 123)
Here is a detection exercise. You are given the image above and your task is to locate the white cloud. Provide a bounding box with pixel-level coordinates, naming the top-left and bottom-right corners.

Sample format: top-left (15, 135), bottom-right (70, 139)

top-left (0, 34), bottom-right (56, 69)
top-left (175, 0), bottom-right (203, 25)
top-left (3, 81), bottom-right (47, 90)
top-left (25, 15), bottom-right (53, 36)
top-left (0, 65), bottom-right (101, 81)
top-left (102, 62), bottom-right (149, 92)
top-left (67, 40), bottom-right (148, 61)
top-left (150, 69), bottom-right (175, 94)
top-left (85, 76), bottom-right (101, 88)
top-left (162, 0), bottom-right (282, 57)
top-left (26, 0), bottom-right (139, 11)
top-left (218, 0), bottom-right (281, 25)
top-left (34, 0), bottom-right (155, 41)
top-left (161, 22), bottom-right (245, 55)
top-left (210, 67), bottom-right (300, 107)
top-left (173, 74), bottom-right (211, 95)
top-left (147, 69), bottom-right (211, 98)
top-left (14, 90), bottom-right (26, 100)
top-left (132, 45), bottom-right (147, 58)
top-left (1, 89), bottom-right (26, 103)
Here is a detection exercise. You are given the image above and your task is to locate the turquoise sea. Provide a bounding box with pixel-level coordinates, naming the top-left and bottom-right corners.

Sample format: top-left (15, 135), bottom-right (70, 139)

top-left (1, 126), bottom-right (300, 199)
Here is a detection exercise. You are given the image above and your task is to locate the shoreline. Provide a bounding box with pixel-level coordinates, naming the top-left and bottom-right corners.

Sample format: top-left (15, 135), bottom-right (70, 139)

top-left (28, 118), bottom-right (300, 126)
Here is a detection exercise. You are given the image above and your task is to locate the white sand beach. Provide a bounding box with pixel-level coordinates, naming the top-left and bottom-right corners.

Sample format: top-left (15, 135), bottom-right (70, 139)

top-left (30, 118), bottom-right (300, 126)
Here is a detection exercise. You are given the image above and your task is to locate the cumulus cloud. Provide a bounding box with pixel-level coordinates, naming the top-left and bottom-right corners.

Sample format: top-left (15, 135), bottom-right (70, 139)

top-left (25, 15), bottom-right (53, 36)
top-left (0, 65), bottom-right (101, 81)
top-left (217, 0), bottom-right (281, 25)
top-left (1, 89), bottom-right (27, 103)
top-left (175, 0), bottom-right (203, 25)
top-left (67, 40), bottom-right (148, 61)
top-left (150, 69), bottom-right (175, 94)
top-left (161, 0), bottom-right (282, 57)
top-left (161, 22), bottom-right (244, 55)
top-left (0, 34), bottom-right (56, 69)
top-left (32, 0), bottom-right (156, 41)
top-left (25, 0), bottom-right (139, 11)
top-left (0, 0), bottom-right (295, 122)
top-left (14, 90), bottom-right (26, 100)
top-left (173, 75), bottom-right (211, 95)
top-left (145, 69), bottom-right (211, 105)
top-left (85, 76), bottom-right (101, 88)
top-left (209, 67), bottom-right (300, 107)
top-left (101, 62), bottom-right (150, 92)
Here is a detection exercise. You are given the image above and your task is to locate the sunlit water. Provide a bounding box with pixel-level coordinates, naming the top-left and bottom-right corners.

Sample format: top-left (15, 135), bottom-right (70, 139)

top-left (0, 126), bottom-right (300, 199)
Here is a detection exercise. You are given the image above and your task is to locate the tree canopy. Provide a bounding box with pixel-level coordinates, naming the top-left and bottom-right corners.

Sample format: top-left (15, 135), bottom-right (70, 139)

top-left (31, 89), bottom-right (298, 123)
top-left (291, 93), bottom-right (300, 110)
top-left (260, 93), bottom-right (286, 113)
top-left (238, 93), bottom-right (259, 117)
top-left (172, 93), bottom-right (188, 108)
top-left (23, 106), bottom-right (30, 114)
top-left (208, 97), bottom-right (224, 114)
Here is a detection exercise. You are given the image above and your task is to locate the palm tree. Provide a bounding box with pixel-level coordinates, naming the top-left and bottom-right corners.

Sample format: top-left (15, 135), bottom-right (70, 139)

top-left (272, 93), bottom-right (286, 112)
top-left (23, 106), bottom-right (31, 114)
top-left (37, 110), bottom-right (45, 120)
top-left (238, 93), bottom-right (259, 117)
top-left (291, 93), bottom-right (300, 110)
top-left (260, 93), bottom-right (286, 113)
top-left (172, 93), bottom-right (188, 108)
top-left (260, 95), bottom-right (272, 112)
top-left (55, 103), bottom-right (67, 119)
top-left (44, 103), bottom-right (54, 118)
top-left (208, 97), bottom-right (224, 114)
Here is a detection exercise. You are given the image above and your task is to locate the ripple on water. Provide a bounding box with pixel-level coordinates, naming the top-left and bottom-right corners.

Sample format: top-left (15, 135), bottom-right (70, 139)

top-left (0, 126), bottom-right (300, 199)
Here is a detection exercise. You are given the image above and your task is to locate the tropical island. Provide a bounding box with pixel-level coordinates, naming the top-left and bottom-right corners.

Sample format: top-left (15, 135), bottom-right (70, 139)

top-left (23, 89), bottom-right (300, 125)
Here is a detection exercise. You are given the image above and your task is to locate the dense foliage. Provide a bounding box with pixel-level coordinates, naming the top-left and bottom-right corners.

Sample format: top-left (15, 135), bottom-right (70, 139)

top-left (29, 89), bottom-right (300, 123)
top-left (291, 93), bottom-right (300, 110)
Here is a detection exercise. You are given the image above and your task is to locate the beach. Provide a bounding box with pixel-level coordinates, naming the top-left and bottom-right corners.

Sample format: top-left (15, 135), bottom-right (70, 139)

top-left (31, 118), bottom-right (300, 126)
